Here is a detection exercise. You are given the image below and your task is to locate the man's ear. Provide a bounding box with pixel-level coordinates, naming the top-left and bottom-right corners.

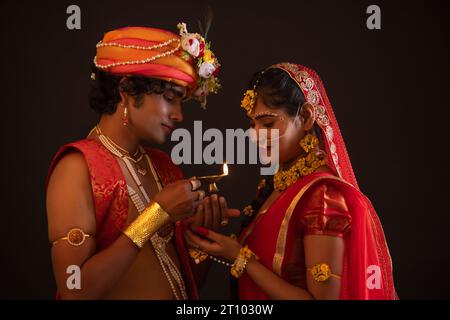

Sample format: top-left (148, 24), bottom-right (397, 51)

top-left (118, 77), bottom-right (129, 106)
top-left (301, 103), bottom-right (316, 131)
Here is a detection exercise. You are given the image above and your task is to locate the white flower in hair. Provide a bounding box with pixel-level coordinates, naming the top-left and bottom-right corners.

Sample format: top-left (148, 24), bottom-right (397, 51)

top-left (198, 61), bottom-right (216, 78)
top-left (181, 35), bottom-right (201, 57)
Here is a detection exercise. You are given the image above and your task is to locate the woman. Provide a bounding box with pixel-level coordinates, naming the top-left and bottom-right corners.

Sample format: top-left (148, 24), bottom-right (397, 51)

top-left (185, 63), bottom-right (397, 300)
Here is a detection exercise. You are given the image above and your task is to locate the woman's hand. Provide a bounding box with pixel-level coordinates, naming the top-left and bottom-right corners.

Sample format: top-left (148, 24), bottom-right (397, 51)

top-left (184, 227), bottom-right (241, 261)
top-left (185, 195), bottom-right (240, 231)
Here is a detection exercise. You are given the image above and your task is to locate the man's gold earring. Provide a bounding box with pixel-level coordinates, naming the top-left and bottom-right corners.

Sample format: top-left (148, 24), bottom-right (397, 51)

top-left (122, 103), bottom-right (128, 126)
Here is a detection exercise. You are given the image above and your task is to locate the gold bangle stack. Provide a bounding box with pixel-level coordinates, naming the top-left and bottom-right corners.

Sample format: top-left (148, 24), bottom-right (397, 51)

top-left (231, 245), bottom-right (257, 278)
top-left (123, 201), bottom-right (171, 248)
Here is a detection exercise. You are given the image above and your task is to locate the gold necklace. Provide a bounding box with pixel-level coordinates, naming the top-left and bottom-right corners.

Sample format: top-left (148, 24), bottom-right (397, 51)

top-left (273, 152), bottom-right (326, 191)
top-left (94, 126), bottom-right (140, 157)
top-left (94, 126), bottom-right (147, 176)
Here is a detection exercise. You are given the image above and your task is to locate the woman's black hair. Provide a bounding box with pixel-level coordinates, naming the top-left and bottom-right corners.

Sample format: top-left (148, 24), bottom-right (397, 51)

top-left (88, 64), bottom-right (178, 115)
top-left (251, 67), bottom-right (306, 117)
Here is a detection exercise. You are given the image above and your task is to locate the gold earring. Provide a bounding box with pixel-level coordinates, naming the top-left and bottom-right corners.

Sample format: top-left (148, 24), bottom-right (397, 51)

top-left (122, 104), bottom-right (128, 126)
top-left (299, 133), bottom-right (318, 153)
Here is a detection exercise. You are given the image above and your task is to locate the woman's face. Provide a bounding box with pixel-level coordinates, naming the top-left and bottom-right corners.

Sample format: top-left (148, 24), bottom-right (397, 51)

top-left (126, 84), bottom-right (186, 145)
top-left (248, 99), bottom-right (306, 165)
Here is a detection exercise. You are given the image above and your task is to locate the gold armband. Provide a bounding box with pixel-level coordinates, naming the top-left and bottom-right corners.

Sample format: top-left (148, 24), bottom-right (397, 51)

top-left (52, 228), bottom-right (92, 247)
top-left (231, 245), bottom-right (258, 278)
top-left (307, 263), bottom-right (341, 282)
top-left (123, 201), bottom-right (171, 248)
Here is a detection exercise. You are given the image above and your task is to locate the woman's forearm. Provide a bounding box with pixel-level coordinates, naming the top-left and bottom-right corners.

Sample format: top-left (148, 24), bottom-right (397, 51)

top-left (244, 258), bottom-right (314, 300)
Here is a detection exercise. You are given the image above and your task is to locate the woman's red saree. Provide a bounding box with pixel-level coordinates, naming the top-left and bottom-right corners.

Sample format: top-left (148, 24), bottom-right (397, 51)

top-left (239, 63), bottom-right (397, 300)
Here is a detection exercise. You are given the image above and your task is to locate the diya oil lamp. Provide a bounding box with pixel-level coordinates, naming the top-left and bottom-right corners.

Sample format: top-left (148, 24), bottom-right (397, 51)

top-left (196, 163), bottom-right (229, 193)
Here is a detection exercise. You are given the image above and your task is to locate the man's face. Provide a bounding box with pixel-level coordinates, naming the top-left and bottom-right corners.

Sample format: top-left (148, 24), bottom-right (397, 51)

top-left (128, 84), bottom-right (187, 145)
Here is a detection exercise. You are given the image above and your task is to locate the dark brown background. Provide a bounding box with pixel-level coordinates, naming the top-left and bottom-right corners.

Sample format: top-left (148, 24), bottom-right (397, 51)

top-left (1, 0), bottom-right (449, 299)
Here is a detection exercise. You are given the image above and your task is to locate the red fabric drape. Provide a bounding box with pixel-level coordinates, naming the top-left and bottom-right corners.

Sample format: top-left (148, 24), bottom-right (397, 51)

top-left (47, 139), bottom-right (198, 299)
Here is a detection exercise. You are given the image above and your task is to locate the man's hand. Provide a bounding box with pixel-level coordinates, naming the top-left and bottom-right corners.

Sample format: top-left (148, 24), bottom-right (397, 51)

top-left (153, 178), bottom-right (205, 222)
top-left (186, 194), bottom-right (240, 231)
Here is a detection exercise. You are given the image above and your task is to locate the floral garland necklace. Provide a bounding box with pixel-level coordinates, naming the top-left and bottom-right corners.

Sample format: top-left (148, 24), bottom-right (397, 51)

top-left (273, 134), bottom-right (326, 191)
top-left (273, 152), bottom-right (326, 191)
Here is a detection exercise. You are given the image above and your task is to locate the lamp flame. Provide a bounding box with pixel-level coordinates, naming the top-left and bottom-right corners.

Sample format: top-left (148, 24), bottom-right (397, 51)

top-left (223, 163), bottom-right (229, 175)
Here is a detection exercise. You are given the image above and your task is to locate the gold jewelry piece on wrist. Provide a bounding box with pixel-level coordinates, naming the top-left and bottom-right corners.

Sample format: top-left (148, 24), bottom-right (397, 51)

top-left (52, 228), bottom-right (92, 247)
top-left (307, 263), bottom-right (341, 282)
top-left (123, 201), bottom-right (171, 248)
top-left (231, 245), bottom-right (257, 278)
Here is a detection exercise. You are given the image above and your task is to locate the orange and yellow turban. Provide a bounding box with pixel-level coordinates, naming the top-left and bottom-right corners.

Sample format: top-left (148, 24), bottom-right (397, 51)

top-left (93, 23), bottom-right (221, 107)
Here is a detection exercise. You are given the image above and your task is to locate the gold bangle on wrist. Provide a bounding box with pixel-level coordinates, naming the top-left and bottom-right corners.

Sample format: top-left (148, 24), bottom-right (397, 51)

top-left (123, 201), bottom-right (171, 248)
top-left (231, 245), bottom-right (258, 278)
top-left (307, 263), bottom-right (341, 282)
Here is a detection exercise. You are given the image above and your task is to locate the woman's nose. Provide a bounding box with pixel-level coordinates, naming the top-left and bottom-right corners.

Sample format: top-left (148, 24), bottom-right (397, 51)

top-left (252, 127), bottom-right (269, 145)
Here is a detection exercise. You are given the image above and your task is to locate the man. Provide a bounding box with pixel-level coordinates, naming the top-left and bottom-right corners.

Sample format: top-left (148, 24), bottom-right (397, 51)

top-left (46, 23), bottom-right (236, 299)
